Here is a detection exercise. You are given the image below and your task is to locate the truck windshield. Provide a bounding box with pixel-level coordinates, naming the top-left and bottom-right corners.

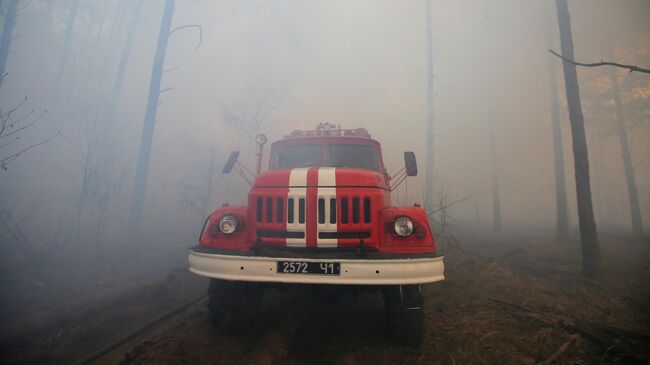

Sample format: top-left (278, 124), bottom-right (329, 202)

top-left (270, 144), bottom-right (381, 172)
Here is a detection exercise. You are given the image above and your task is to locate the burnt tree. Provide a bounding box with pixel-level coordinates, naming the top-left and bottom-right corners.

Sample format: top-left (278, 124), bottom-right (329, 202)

top-left (555, 0), bottom-right (600, 276)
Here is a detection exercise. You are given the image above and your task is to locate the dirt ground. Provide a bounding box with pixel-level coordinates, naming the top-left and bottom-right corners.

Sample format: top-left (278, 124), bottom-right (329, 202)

top-left (2, 231), bottom-right (649, 365)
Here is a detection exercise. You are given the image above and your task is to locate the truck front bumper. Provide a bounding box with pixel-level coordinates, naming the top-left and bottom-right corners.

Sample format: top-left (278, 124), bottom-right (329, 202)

top-left (188, 248), bottom-right (444, 285)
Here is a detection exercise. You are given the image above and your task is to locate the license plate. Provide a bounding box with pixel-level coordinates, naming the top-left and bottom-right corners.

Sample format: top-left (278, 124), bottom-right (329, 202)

top-left (277, 261), bottom-right (340, 275)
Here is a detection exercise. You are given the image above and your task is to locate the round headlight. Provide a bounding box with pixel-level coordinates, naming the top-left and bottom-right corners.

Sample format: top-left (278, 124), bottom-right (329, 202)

top-left (394, 216), bottom-right (414, 236)
top-left (219, 215), bottom-right (238, 234)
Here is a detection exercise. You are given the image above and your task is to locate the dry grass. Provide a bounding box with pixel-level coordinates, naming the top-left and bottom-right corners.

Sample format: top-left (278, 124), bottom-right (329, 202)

top-left (3, 231), bottom-right (649, 364)
top-left (421, 232), bottom-right (650, 365)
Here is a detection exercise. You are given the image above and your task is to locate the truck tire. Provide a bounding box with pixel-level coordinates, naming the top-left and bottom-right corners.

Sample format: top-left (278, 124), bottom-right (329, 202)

top-left (208, 279), bottom-right (264, 334)
top-left (382, 284), bottom-right (424, 347)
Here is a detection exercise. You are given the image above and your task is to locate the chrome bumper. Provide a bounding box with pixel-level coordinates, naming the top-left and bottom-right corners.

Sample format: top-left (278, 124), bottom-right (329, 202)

top-left (188, 249), bottom-right (445, 285)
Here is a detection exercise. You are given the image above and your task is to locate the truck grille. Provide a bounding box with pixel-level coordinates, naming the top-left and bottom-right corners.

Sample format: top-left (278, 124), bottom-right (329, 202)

top-left (253, 191), bottom-right (374, 248)
top-left (255, 195), bottom-right (371, 225)
top-left (256, 196), bottom-right (285, 223)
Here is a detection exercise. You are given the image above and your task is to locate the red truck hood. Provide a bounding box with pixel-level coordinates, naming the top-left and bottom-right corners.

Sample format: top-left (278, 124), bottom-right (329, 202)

top-left (253, 167), bottom-right (388, 189)
top-left (250, 167), bottom-right (388, 249)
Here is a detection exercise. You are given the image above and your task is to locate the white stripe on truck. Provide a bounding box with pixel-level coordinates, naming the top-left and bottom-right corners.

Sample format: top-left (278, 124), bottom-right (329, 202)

top-left (316, 167), bottom-right (337, 247)
top-left (286, 168), bottom-right (308, 247)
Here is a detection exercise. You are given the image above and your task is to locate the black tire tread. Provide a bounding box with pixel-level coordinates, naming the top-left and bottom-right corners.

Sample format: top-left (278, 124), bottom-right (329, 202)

top-left (382, 285), bottom-right (424, 347)
top-left (207, 279), bottom-right (264, 335)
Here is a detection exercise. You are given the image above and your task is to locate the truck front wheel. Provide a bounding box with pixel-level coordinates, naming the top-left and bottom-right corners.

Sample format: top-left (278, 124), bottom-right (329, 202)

top-left (208, 279), bottom-right (264, 334)
top-left (382, 284), bottom-right (424, 346)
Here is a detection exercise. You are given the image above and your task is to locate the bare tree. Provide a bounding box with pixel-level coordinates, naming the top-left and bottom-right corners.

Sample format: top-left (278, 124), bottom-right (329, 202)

top-left (545, 3), bottom-right (569, 241)
top-left (100, 0), bottom-right (127, 76)
top-left (178, 148), bottom-right (223, 219)
top-left (608, 68), bottom-right (643, 237)
top-left (222, 81), bottom-right (285, 142)
top-left (55, 0), bottom-right (81, 88)
top-left (127, 0), bottom-right (176, 239)
top-left (489, 121), bottom-right (502, 234)
top-left (1, 97), bottom-right (57, 171)
top-left (127, 0), bottom-right (202, 238)
top-left (423, 0), bottom-right (435, 218)
top-left (0, 206), bottom-right (59, 288)
top-left (555, 0), bottom-right (600, 277)
top-left (60, 105), bottom-right (116, 244)
top-left (0, 0), bottom-right (19, 91)
top-left (109, 0), bottom-right (143, 119)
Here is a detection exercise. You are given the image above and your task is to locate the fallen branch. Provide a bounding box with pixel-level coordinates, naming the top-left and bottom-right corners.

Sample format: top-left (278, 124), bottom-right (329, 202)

top-left (562, 320), bottom-right (649, 363)
top-left (488, 298), bottom-right (558, 325)
top-left (549, 50), bottom-right (650, 74)
top-left (536, 334), bottom-right (579, 365)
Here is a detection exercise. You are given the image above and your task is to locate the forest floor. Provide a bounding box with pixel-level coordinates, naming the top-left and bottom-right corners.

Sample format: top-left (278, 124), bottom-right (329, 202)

top-left (1, 231), bottom-right (649, 365)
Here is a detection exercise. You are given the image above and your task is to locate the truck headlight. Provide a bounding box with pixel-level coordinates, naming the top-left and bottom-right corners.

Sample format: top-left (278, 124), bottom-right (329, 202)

top-left (219, 215), bottom-right (238, 234)
top-left (394, 216), bottom-right (414, 236)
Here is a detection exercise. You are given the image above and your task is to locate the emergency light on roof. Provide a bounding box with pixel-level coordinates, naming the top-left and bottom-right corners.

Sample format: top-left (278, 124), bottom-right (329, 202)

top-left (284, 123), bottom-right (371, 139)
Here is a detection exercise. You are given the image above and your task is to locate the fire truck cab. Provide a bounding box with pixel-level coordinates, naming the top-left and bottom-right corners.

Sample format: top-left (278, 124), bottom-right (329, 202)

top-left (189, 123), bottom-right (444, 345)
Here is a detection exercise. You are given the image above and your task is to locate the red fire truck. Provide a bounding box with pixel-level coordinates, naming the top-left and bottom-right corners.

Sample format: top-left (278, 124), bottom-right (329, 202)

top-left (189, 123), bottom-right (444, 345)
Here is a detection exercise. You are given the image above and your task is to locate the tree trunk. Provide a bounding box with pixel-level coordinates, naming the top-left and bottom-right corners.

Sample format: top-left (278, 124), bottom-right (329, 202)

top-left (0, 0), bottom-right (19, 91)
top-left (127, 0), bottom-right (175, 238)
top-left (46, 0), bottom-right (54, 22)
top-left (55, 0), bottom-right (80, 88)
top-left (489, 122), bottom-right (502, 234)
top-left (545, 3), bottom-right (569, 241)
top-left (92, 1), bottom-right (111, 46)
top-left (609, 69), bottom-right (643, 237)
top-left (555, 0), bottom-right (600, 277)
top-left (101, 0), bottom-right (126, 76)
top-left (109, 0), bottom-right (143, 121)
top-left (424, 0), bottom-right (435, 217)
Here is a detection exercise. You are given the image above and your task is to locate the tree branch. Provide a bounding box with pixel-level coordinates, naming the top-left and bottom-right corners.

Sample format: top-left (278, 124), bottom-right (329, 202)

top-left (0, 135), bottom-right (20, 149)
top-left (535, 334), bottom-right (579, 365)
top-left (1, 131), bottom-right (59, 170)
top-left (0, 110), bottom-right (46, 139)
top-left (169, 24), bottom-right (202, 49)
top-left (162, 65), bottom-right (180, 74)
top-left (549, 49), bottom-right (650, 74)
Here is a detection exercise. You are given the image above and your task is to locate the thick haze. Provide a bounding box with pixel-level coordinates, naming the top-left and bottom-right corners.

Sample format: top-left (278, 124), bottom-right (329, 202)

top-left (1, 0), bottom-right (649, 252)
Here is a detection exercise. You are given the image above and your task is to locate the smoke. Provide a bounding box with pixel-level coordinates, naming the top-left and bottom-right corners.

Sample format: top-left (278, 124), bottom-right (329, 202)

top-left (0, 0), bottom-right (648, 266)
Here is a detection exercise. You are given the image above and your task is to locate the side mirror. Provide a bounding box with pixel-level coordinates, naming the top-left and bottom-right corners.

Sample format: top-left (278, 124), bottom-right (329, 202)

top-left (404, 151), bottom-right (417, 176)
top-left (223, 151), bottom-right (240, 173)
